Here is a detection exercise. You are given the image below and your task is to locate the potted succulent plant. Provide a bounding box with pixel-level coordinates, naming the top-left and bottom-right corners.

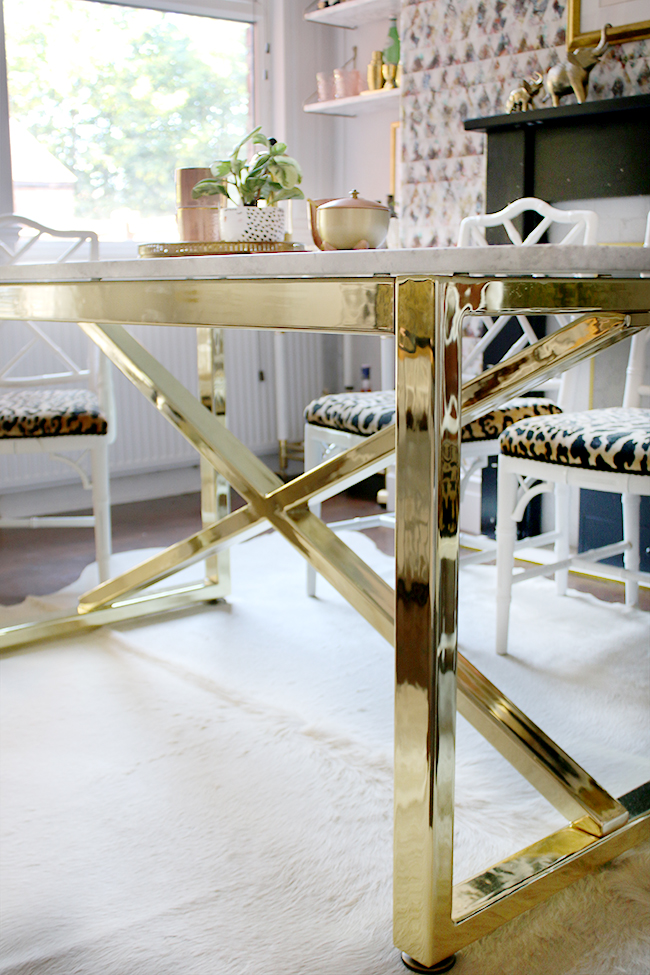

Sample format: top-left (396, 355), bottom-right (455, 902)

top-left (192, 127), bottom-right (304, 242)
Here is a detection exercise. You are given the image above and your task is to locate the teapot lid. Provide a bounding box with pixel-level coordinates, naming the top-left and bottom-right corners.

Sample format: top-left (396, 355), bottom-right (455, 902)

top-left (318, 190), bottom-right (389, 212)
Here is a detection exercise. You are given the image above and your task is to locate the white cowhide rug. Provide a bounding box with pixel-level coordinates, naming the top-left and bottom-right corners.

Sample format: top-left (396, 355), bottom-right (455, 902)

top-left (1, 531), bottom-right (649, 975)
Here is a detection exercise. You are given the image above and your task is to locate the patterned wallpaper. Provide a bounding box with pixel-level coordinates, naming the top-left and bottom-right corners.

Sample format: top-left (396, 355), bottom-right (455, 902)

top-left (399, 0), bottom-right (650, 247)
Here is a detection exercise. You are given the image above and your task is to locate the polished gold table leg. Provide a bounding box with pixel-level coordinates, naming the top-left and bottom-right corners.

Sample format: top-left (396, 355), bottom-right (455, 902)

top-left (392, 279), bottom-right (650, 971)
top-left (197, 326), bottom-right (230, 591)
top-left (393, 276), bottom-right (461, 970)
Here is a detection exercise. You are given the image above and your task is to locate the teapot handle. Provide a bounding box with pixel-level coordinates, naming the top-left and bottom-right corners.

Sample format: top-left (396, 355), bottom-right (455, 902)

top-left (307, 198), bottom-right (334, 251)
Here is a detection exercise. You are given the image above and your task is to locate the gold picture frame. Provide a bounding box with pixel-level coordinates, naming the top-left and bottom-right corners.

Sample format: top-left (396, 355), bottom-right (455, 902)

top-left (567, 0), bottom-right (650, 48)
top-left (390, 121), bottom-right (401, 201)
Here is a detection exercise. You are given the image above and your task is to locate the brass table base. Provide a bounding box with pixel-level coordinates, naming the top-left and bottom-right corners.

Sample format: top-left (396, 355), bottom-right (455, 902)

top-left (0, 270), bottom-right (648, 971)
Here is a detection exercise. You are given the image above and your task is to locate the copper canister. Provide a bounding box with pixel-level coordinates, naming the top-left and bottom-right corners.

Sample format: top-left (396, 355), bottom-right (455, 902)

top-left (175, 168), bottom-right (224, 241)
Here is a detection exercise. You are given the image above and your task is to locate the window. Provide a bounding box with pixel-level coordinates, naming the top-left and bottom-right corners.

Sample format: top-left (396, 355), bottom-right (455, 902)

top-left (2, 0), bottom-right (255, 241)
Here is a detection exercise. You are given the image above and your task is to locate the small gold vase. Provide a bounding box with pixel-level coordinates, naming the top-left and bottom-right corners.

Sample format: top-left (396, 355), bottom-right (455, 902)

top-left (367, 51), bottom-right (384, 91)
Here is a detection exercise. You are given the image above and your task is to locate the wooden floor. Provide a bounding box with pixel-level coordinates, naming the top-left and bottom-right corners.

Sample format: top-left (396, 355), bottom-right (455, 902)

top-left (0, 488), bottom-right (393, 605)
top-left (0, 488), bottom-right (647, 610)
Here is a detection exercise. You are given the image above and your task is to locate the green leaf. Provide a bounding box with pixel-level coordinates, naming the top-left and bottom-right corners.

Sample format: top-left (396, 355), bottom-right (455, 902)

top-left (247, 151), bottom-right (272, 175)
top-left (272, 186), bottom-right (305, 202)
top-left (210, 159), bottom-right (231, 178)
top-left (267, 156), bottom-right (302, 189)
top-left (191, 179), bottom-right (228, 198)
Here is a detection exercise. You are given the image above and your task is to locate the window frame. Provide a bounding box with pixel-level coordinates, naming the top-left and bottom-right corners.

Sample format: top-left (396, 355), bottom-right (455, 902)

top-left (0, 0), bottom-right (268, 236)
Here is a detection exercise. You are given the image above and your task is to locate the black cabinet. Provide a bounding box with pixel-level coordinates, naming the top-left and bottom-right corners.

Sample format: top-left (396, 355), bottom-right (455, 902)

top-left (465, 94), bottom-right (650, 218)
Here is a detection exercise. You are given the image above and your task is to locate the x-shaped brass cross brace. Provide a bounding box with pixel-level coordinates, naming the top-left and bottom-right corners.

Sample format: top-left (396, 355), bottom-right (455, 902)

top-left (0, 311), bottom-right (645, 836)
top-left (63, 312), bottom-right (645, 840)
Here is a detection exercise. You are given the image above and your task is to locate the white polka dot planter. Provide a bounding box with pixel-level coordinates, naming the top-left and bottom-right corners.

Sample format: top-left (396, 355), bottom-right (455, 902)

top-left (220, 205), bottom-right (286, 243)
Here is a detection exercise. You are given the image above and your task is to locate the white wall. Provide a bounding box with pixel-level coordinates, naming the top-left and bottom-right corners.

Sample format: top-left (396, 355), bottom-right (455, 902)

top-left (286, 11), bottom-right (400, 393)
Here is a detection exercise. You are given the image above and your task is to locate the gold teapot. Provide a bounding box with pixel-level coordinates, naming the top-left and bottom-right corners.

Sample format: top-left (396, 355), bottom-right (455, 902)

top-left (308, 191), bottom-right (390, 250)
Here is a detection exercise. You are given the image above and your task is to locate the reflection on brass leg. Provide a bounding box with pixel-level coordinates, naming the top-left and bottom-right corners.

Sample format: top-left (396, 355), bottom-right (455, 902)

top-left (278, 439), bottom-right (288, 473)
top-left (461, 311), bottom-right (647, 426)
top-left (448, 804), bottom-right (649, 952)
top-left (393, 276), bottom-right (462, 968)
top-left (197, 326), bottom-right (230, 589)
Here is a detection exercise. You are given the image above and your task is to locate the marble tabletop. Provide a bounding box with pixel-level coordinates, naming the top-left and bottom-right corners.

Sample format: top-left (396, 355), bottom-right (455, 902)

top-left (0, 244), bottom-right (648, 283)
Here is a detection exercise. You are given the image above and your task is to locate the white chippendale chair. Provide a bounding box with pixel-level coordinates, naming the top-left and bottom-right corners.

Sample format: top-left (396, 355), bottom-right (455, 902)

top-left (303, 198), bottom-right (599, 596)
top-left (0, 215), bottom-right (115, 582)
top-left (495, 328), bottom-right (650, 655)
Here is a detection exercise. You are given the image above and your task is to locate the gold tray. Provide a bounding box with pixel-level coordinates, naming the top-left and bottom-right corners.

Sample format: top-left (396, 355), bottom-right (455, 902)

top-left (139, 241), bottom-right (306, 258)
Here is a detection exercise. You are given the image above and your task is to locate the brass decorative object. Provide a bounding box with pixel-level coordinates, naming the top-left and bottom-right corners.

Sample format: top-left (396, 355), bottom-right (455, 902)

top-left (544, 23), bottom-right (610, 107)
top-left (381, 62), bottom-right (398, 90)
top-left (139, 241), bottom-right (304, 257)
top-left (367, 50), bottom-right (384, 91)
top-left (315, 190), bottom-right (390, 249)
top-left (505, 72), bottom-right (543, 113)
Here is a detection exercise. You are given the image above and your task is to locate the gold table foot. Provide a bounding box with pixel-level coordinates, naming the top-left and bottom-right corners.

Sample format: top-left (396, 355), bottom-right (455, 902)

top-left (401, 953), bottom-right (456, 973)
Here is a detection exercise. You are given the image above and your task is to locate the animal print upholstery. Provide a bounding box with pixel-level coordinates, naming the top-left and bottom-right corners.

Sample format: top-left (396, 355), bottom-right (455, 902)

top-left (499, 408), bottom-right (650, 475)
top-left (461, 398), bottom-right (562, 443)
top-left (305, 392), bottom-right (396, 437)
top-left (0, 388), bottom-right (108, 438)
top-left (304, 392), bottom-right (562, 442)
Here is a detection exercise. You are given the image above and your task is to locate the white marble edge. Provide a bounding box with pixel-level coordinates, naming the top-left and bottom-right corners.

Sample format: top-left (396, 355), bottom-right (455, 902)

top-left (0, 245), bottom-right (648, 283)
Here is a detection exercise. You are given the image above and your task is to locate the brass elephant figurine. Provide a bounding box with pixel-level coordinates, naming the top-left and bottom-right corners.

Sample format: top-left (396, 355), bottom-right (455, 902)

top-left (544, 24), bottom-right (610, 107)
top-left (506, 72), bottom-right (544, 113)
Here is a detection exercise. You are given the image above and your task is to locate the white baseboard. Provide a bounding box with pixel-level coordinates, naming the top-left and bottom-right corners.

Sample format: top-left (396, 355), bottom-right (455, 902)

top-left (0, 440), bottom-right (285, 519)
top-left (0, 466), bottom-right (202, 518)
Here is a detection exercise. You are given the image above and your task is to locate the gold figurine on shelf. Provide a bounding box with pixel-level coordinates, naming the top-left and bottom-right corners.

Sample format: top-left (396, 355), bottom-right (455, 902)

top-left (364, 17), bottom-right (400, 94)
top-left (544, 22), bottom-right (610, 106)
top-left (505, 72), bottom-right (543, 113)
top-left (382, 62), bottom-right (398, 89)
top-left (367, 50), bottom-right (384, 91)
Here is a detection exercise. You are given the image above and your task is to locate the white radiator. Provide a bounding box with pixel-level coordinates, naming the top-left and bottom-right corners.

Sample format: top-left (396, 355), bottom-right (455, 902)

top-left (0, 324), bottom-right (325, 495)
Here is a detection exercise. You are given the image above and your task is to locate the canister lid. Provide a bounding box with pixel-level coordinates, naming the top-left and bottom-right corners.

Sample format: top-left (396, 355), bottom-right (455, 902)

top-left (317, 190), bottom-right (389, 212)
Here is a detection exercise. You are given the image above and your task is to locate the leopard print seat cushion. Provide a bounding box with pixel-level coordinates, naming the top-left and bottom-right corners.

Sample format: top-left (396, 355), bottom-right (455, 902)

top-left (461, 398), bottom-right (562, 443)
top-left (305, 392), bottom-right (396, 437)
top-left (304, 392), bottom-right (562, 442)
top-left (0, 388), bottom-right (108, 438)
top-left (499, 407), bottom-right (650, 475)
